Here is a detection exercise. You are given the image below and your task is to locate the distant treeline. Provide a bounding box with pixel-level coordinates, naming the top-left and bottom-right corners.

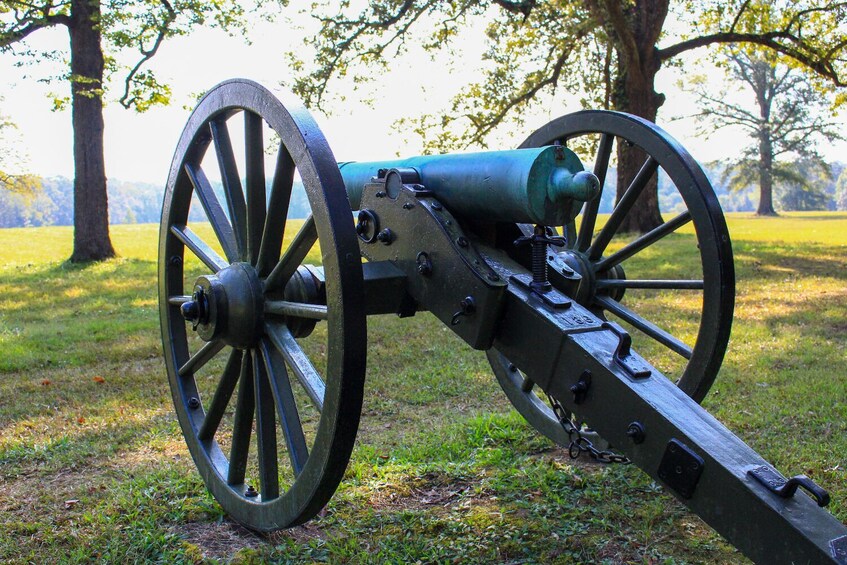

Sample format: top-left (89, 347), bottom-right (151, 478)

top-left (1, 162), bottom-right (845, 228)
top-left (0, 177), bottom-right (312, 228)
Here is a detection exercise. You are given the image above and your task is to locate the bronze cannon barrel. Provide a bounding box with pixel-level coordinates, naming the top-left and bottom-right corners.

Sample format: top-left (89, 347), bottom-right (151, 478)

top-left (338, 146), bottom-right (600, 226)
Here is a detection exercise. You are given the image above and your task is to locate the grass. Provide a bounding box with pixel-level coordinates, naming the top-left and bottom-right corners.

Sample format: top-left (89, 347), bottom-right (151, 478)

top-left (0, 212), bottom-right (845, 563)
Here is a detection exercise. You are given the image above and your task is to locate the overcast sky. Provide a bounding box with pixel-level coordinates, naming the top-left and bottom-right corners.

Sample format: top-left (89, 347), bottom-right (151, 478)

top-left (1, 8), bottom-right (845, 185)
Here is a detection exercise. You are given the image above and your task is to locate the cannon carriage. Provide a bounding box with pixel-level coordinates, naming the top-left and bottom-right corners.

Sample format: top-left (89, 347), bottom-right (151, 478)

top-left (158, 79), bottom-right (846, 563)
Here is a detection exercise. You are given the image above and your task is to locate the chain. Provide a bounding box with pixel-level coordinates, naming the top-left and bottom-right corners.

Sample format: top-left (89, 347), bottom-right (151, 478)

top-left (547, 393), bottom-right (630, 465)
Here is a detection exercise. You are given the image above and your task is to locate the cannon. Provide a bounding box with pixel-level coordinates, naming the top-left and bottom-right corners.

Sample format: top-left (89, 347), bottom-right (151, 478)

top-left (158, 79), bottom-right (847, 563)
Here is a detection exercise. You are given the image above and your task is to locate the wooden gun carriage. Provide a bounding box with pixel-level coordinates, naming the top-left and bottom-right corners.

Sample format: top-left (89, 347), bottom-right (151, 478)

top-left (158, 79), bottom-right (847, 563)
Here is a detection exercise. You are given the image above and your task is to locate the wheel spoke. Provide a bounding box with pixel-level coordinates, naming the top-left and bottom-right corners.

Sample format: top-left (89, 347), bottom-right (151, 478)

top-left (594, 211), bottom-right (692, 272)
top-left (588, 156), bottom-right (659, 260)
top-left (184, 162), bottom-right (239, 263)
top-left (228, 354), bottom-right (255, 486)
top-left (178, 339), bottom-right (226, 377)
top-left (170, 224), bottom-right (229, 273)
top-left (197, 349), bottom-right (243, 441)
top-left (265, 322), bottom-right (325, 412)
top-left (594, 295), bottom-right (692, 359)
top-left (264, 300), bottom-right (328, 320)
top-left (253, 349), bottom-right (280, 499)
top-left (256, 144), bottom-right (296, 276)
top-left (210, 118), bottom-right (248, 259)
top-left (259, 338), bottom-right (309, 476)
top-left (244, 112), bottom-right (267, 266)
top-left (264, 216), bottom-right (317, 292)
top-left (576, 133), bottom-right (613, 252)
top-left (596, 279), bottom-right (704, 290)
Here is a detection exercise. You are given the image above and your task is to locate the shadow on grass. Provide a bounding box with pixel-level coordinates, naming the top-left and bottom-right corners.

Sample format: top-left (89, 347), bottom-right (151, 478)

top-left (0, 258), bottom-right (161, 372)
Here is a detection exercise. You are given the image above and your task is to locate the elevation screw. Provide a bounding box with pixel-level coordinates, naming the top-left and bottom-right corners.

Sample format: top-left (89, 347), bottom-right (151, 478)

top-left (514, 224), bottom-right (566, 293)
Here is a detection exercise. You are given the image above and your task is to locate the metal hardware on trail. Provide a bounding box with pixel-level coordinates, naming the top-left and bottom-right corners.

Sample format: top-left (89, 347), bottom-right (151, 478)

top-left (513, 224), bottom-right (566, 294)
top-left (547, 393), bottom-right (630, 465)
top-left (158, 79), bottom-right (847, 564)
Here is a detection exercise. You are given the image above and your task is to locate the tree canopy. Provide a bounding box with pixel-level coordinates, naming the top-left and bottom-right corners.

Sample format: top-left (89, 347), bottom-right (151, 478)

top-left (0, 0), bottom-right (275, 261)
top-left (292, 0), bottom-right (847, 232)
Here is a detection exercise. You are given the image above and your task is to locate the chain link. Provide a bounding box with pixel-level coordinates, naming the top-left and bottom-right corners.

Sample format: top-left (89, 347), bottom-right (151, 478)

top-left (547, 393), bottom-right (630, 465)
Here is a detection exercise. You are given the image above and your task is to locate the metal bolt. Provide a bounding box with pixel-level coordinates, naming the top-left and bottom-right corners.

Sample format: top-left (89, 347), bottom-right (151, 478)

top-left (403, 202), bottom-right (414, 210)
top-left (416, 252), bottom-right (432, 276)
top-left (376, 229), bottom-right (393, 245)
top-left (245, 485), bottom-right (258, 497)
top-left (626, 421), bottom-right (646, 444)
top-left (456, 236), bottom-right (468, 248)
top-left (375, 191), bottom-right (387, 198)
top-left (180, 301), bottom-right (200, 322)
top-left (431, 201), bottom-right (443, 211)
top-left (187, 397), bottom-right (201, 410)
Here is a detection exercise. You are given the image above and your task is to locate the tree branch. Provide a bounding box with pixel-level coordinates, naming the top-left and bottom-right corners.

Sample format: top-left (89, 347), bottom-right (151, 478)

top-left (659, 31), bottom-right (845, 86)
top-left (0, 2), bottom-right (71, 49)
top-left (118, 0), bottom-right (176, 109)
top-left (491, 0), bottom-right (535, 18)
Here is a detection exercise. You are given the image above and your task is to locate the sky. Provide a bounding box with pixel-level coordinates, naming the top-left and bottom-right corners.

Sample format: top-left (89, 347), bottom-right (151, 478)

top-left (1, 6), bottom-right (846, 186)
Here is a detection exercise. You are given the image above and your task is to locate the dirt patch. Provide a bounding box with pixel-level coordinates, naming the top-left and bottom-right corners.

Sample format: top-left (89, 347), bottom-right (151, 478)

top-left (173, 519), bottom-right (265, 560)
top-left (364, 473), bottom-right (485, 513)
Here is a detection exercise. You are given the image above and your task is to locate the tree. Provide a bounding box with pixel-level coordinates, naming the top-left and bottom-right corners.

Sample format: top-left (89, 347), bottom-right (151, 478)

top-left (292, 0), bottom-right (847, 232)
top-left (0, 98), bottom-right (39, 195)
top-left (775, 158), bottom-right (831, 211)
top-left (0, 1), bottom-right (267, 262)
top-left (691, 50), bottom-right (842, 215)
top-left (834, 167), bottom-right (847, 211)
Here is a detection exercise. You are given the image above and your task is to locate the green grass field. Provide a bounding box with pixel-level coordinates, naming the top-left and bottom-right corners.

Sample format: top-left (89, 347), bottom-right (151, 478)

top-left (0, 212), bottom-right (845, 563)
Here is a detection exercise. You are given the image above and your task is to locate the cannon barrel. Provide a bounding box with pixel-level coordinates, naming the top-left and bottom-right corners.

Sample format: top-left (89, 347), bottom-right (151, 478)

top-left (339, 146), bottom-right (600, 225)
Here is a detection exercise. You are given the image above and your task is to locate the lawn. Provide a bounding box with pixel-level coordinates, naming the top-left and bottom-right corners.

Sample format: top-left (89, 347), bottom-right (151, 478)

top-left (0, 212), bottom-right (845, 563)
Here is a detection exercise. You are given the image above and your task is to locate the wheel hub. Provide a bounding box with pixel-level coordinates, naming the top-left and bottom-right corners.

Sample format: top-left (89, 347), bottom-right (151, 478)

top-left (180, 263), bottom-right (264, 348)
top-left (556, 249), bottom-right (626, 304)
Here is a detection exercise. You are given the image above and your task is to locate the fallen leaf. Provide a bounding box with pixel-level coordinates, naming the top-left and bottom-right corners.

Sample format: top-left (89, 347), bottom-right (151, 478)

top-left (77, 416), bottom-right (85, 424)
top-left (64, 499), bottom-right (79, 509)
top-left (41, 379), bottom-right (51, 386)
top-left (92, 376), bottom-right (105, 383)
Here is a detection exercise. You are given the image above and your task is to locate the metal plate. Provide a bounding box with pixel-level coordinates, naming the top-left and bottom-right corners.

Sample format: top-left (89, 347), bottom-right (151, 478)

top-left (657, 439), bottom-right (705, 499)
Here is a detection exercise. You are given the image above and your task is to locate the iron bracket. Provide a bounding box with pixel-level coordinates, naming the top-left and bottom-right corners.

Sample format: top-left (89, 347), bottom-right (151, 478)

top-left (748, 465), bottom-right (831, 507)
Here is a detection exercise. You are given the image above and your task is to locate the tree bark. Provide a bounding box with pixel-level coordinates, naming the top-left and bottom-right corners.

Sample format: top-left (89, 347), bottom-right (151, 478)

top-left (69, 0), bottom-right (114, 262)
top-left (607, 0), bottom-right (667, 234)
top-left (756, 129), bottom-right (777, 215)
top-left (613, 63), bottom-right (665, 233)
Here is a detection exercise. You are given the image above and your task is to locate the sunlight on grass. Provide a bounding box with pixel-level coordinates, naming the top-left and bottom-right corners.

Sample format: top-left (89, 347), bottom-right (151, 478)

top-left (0, 213), bottom-right (844, 563)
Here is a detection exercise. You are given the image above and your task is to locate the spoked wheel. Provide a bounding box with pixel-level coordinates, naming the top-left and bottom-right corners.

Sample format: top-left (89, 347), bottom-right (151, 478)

top-left (490, 110), bottom-right (734, 446)
top-left (158, 80), bottom-right (365, 530)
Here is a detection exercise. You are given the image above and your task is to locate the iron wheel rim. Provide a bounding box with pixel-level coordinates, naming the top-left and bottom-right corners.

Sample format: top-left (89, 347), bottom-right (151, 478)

top-left (492, 110), bottom-right (734, 446)
top-left (158, 79), bottom-right (365, 530)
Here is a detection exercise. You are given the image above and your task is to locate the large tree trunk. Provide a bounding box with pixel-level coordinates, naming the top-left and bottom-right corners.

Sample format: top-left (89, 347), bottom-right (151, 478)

top-left (613, 66), bottom-right (665, 233)
top-left (609, 1), bottom-right (668, 234)
top-left (69, 0), bottom-right (114, 262)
